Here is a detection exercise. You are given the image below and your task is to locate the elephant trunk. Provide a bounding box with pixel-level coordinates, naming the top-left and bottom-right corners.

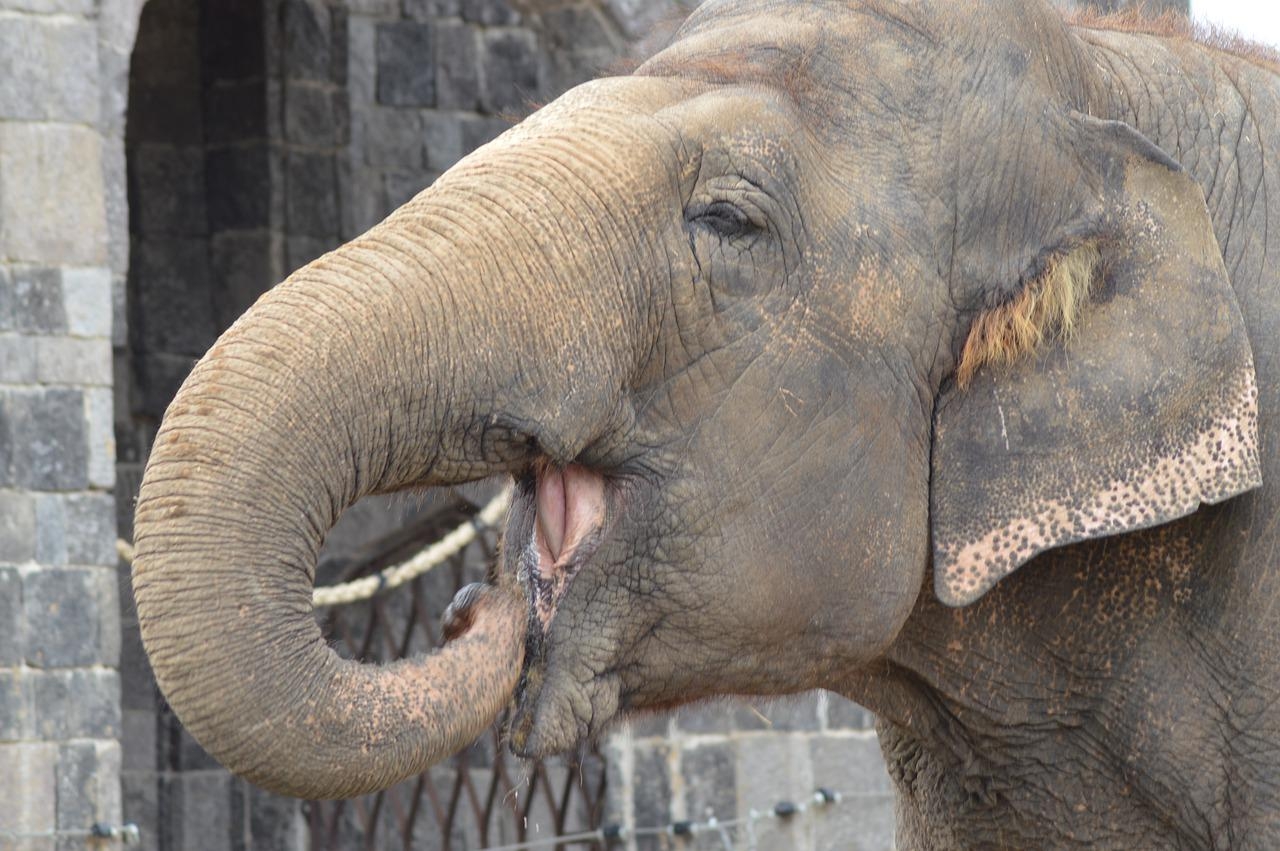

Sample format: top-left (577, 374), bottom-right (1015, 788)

top-left (132, 109), bottom-right (664, 798)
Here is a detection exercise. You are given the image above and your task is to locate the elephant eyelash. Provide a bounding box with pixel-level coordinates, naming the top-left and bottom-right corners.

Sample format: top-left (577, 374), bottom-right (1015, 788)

top-left (956, 241), bottom-right (1102, 389)
top-left (687, 200), bottom-right (762, 239)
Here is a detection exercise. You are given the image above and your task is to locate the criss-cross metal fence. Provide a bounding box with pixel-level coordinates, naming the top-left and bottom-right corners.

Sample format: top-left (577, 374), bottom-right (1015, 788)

top-left (306, 493), bottom-right (608, 851)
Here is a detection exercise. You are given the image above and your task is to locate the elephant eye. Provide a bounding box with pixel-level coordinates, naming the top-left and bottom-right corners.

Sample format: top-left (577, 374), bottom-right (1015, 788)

top-left (688, 200), bottom-right (758, 239)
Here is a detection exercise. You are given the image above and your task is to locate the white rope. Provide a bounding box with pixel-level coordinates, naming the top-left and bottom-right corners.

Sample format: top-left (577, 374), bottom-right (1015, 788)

top-left (114, 487), bottom-right (513, 609)
top-left (312, 487), bottom-right (512, 607)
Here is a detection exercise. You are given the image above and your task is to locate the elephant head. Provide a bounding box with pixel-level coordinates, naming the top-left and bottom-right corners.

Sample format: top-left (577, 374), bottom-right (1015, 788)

top-left (132, 0), bottom-right (1261, 799)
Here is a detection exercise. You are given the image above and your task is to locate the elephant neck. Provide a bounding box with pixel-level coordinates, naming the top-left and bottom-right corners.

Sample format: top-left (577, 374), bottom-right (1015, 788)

top-left (858, 513), bottom-right (1275, 849)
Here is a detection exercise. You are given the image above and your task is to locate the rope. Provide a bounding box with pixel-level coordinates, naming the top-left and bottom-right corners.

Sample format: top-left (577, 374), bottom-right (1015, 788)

top-left (114, 487), bottom-right (513, 608)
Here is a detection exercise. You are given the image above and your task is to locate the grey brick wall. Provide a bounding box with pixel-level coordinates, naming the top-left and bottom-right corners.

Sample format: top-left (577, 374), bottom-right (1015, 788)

top-left (0, 0), bottom-right (129, 843)
top-left (603, 695), bottom-right (894, 851)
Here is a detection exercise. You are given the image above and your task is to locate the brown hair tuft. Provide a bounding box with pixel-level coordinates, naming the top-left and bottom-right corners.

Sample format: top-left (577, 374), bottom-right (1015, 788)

top-left (957, 242), bottom-right (1102, 389)
top-left (1067, 6), bottom-right (1280, 75)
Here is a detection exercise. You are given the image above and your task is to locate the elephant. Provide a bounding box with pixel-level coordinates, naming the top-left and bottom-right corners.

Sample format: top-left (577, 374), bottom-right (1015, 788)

top-left (131, 0), bottom-right (1280, 847)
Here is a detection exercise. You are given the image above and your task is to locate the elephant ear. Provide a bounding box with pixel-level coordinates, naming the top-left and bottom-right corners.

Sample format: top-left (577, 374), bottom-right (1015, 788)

top-left (930, 113), bottom-right (1261, 606)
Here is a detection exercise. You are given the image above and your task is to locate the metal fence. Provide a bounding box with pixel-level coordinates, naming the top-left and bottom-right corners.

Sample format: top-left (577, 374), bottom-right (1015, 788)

top-left (307, 494), bottom-right (608, 851)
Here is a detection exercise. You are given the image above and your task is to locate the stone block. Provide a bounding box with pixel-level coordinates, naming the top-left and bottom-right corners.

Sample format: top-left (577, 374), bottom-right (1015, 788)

top-left (460, 115), bottom-right (511, 152)
top-left (682, 741), bottom-right (736, 824)
top-left (623, 712), bottom-right (671, 740)
top-left (281, 0), bottom-right (332, 82)
top-left (811, 790), bottom-right (896, 851)
top-left (200, 0), bottom-right (266, 82)
top-left (0, 333), bottom-right (37, 383)
top-left (480, 29), bottom-right (540, 115)
top-left (0, 742), bottom-right (57, 833)
top-left (738, 739), bottom-right (826, 850)
top-left (203, 80), bottom-right (268, 146)
top-left (209, 231), bottom-right (277, 329)
top-left (601, 0), bottom-right (677, 40)
top-left (435, 23), bottom-right (481, 110)
top-left (118, 621), bottom-right (159, 712)
top-left (826, 694), bottom-right (876, 730)
top-left (9, 267), bottom-right (66, 334)
top-left (0, 566), bottom-right (21, 667)
top-left (2, 0), bottom-right (93, 12)
top-left (347, 15), bottom-right (377, 103)
top-left (675, 703), bottom-right (735, 735)
top-left (632, 743), bottom-right (672, 850)
top-left (362, 107), bottom-right (424, 168)
top-left (377, 22), bottom-right (435, 106)
top-left (130, 237), bottom-right (218, 356)
top-left (2, 389), bottom-right (89, 491)
top-left (422, 111), bottom-right (465, 171)
top-left (35, 494), bottom-right (68, 565)
top-left (34, 337), bottom-right (113, 386)
top-left (25, 568), bottom-right (119, 668)
top-left (0, 16), bottom-right (98, 123)
top-left (170, 771), bottom-right (233, 851)
top-left (808, 733), bottom-right (893, 797)
top-left (31, 669), bottom-right (122, 739)
top-left (0, 666), bottom-right (33, 739)
top-left (60, 267), bottom-right (114, 339)
top-left (128, 81), bottom-right (205, 146)
top-left (158, 721), bottom-right (221, 773)
top-left (463, 0), bottom-right (520, 26)
top-left (85, 388), bottom-right (116, 490)
top-left (337, 163), bottom-right (387, 239)
top-left (103, 126), bottom-right (131, 282)
top-left (760, 692), bottom-right (823, 732)
top-left (285, 236), bottom-right (336, 271)
top-left (345, 0), bottom-right (398, 14)
top-left (127, 144), bottom-right (208, 237)
top-left (132, 353), bottom-right (195, 421)
top-left (330, 6), bottom-right (349, 85)
top-left (122, 709), bottom-right (157, 772)
top-left (0, 124), bottom-right (108, 266)
top-left (405, 0), bottom-right (461, 20)
top-left (384, 171), bottom-right (432, 211)
top-left (540, 6), bottom-right (619, 53)
top-left (112, 273), bottom-right (128, 348)
top-left (65, 493), bottom-right (118, 566)
top-left (205, 144), bottom-right (272, 231)
top-left (56, 741), bottom-right (117, 829)
top-left (284, 82), bottom-right (337, 146)
top-left (0, 490), bottom-right (36, 562)
top-left (287, 152), bottom-right (340, 237)
top-left (122, 771), bottom-right (160, 851)
top-left (247, 784), bottom-right (307, 850)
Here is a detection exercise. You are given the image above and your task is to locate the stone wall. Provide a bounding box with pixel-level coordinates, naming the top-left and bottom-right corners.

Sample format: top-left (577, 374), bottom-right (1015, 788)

top-left (0, 0), bottom-right (133, 844)
top-left (606, 696), bottom-right (894, 851)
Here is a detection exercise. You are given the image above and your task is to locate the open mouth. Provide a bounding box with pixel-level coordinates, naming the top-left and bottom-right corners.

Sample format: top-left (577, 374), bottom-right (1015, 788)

top-left (518, 461), bottom-right (608, 633)
top-left (509, 460), bottom-right (624, 756)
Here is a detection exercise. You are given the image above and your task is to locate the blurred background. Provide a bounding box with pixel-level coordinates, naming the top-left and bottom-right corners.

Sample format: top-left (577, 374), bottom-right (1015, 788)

top-left (1, 0), bottom-right (1271, 849)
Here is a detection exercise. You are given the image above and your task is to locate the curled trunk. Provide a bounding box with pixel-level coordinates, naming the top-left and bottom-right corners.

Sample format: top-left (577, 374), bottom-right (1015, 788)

top-left (132, 108), bottom-right (663, 797)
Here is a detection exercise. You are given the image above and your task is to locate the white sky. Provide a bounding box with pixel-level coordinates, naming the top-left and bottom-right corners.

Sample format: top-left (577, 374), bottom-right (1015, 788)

top-left (1192, 0), bottom-right (1280, 48)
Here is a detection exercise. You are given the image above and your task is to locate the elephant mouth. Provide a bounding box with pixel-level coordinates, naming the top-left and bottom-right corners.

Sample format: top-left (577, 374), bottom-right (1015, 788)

top-left (518, 461), bottom-right (608, 633)
top-left (507, 461), bottom-right (623, 756)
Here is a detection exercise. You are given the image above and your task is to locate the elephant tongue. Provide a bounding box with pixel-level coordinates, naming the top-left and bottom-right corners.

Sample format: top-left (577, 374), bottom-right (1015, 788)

top-left (531, 463), bottom-right (605, 629)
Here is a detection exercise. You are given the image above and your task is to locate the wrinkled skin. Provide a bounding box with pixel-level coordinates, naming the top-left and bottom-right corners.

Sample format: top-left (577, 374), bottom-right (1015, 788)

top-left (132, 0), bottom-right (1280, 846)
